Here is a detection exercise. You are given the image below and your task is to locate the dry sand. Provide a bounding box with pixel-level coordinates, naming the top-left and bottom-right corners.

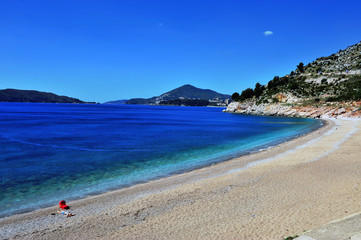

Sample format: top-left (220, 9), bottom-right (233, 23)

top-left (1, 118), bottom-right (361, 240)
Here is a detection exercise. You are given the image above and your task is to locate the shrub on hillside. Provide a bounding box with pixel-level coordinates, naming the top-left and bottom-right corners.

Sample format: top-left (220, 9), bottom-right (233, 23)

top-left (297, 62), bottom-right (304, 73)
top-left (231, 92), bottom-right (240, 101)
top-left (240, 88), bottom-right (255, 101)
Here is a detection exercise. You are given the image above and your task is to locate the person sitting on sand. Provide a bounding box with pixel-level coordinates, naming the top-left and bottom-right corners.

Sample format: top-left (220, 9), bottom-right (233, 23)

top-left (57, 209), bottom-right (75, 218)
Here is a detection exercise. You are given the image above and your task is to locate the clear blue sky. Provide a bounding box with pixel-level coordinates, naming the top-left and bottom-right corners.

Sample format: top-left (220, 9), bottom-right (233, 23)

top-left (1, 0), bottom-right (361, 102)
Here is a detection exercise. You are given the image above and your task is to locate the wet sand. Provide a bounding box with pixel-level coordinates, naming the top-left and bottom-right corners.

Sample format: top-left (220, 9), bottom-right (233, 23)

top-left (1, 118), bottom-right (361, 240)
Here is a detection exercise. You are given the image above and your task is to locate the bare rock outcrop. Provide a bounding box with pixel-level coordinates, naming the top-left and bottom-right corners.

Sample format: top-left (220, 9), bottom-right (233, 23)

top-left (224, 102), bottom-right (361, 119)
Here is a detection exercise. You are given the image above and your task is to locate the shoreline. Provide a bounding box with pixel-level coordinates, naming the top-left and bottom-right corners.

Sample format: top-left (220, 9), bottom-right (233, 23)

top-left (2, 118), bottom-right (361, 239)
top-left (0, 114), bottom-right (322, 219)
top-left (225, 101), bottom-right (361, 119)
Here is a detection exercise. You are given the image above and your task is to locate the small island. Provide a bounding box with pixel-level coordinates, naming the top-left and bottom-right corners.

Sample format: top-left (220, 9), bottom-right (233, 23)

top-left (0, 89), bottom-right (92, 104)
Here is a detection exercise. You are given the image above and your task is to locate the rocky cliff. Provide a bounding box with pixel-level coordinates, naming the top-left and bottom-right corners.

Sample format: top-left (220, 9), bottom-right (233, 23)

top-left (232, 41), bottom-right (361, 104)
top-left (227, 41), bottom-right (361, 118)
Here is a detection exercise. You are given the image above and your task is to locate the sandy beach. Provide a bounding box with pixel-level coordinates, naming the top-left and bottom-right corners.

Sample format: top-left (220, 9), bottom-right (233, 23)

top-left (1, 118), bottom-right (361, 240)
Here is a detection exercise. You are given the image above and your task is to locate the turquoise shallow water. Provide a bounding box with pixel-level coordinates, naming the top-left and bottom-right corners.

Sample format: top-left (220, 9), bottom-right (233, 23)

top-left (0, 103), bottom-right (322, 217)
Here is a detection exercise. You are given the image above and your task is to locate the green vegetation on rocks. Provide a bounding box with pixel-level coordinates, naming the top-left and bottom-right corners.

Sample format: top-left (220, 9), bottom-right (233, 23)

top-left (231, 41), bottom-right (361, 105)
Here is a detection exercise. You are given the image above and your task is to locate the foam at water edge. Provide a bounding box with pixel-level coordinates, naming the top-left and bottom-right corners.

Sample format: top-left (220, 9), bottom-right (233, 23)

top-left (226, 119), bottom-right (338, 175)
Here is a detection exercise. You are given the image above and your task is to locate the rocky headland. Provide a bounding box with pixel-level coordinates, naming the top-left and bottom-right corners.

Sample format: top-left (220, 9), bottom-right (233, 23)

top-left (227, 41), bottom-right (361, 119)
top-left (224, 101), bottom-right (361, 119)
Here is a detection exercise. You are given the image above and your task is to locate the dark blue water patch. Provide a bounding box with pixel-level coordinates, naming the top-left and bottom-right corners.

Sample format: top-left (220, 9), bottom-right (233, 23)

top-left (0, 103), bottom-right (322, 217)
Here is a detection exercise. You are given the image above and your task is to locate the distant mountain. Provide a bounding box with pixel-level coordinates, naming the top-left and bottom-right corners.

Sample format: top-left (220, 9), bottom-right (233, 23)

top-left (104, 99), bottom-right (128, 104)
top-left (126, 84), bottom-right (231, 105)
top-left (0, 89), bottom-right (87, 103)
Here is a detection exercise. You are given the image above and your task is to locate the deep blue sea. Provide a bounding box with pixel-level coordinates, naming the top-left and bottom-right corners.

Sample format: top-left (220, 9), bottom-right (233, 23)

top-left (0, 103), bottom-right (322, 217)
